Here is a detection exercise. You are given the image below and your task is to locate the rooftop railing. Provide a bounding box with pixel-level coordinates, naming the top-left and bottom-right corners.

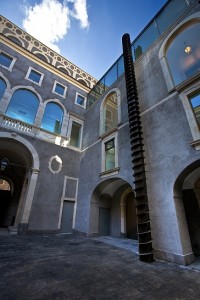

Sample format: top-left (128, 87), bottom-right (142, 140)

top-left (87, 0), bottom-right (197, 108)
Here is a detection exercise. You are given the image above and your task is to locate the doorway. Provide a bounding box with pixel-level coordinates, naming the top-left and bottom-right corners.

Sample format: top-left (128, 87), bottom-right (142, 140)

top-left (126, 192), bottom-right (137, 239)
top-left (60, 201), bottom-right (74, 233)
top-left (99, 207), bottom-right (110, 236)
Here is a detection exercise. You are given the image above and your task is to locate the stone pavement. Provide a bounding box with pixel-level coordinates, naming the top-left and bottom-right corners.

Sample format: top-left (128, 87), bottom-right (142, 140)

top-left (0, 234), bottom-right (200, 300)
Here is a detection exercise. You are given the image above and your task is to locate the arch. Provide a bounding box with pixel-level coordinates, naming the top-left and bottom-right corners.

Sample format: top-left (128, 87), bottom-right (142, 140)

top-left (159, 12), bottom-right (200, 90)
top-left (77, 78), bottom-right (89, 87)
top-left (41, 101), bottom-right (64, 134)
top-left (10, 85), bottom-right (43, 103)
top-left (6, 88), bottom-right (40, 125)
top-left (6, 35), bottom-right (24, 47)
top-left (0, 179), bottom-right (11, 191)
top-left (0, 132), bottom-right (40, 231)
top-left (0, 132), bottom-right (39, 169)
top-left (57, 66), bottom-right (71, 76)
top-left (0, 77), bottom-right (7, 100)
top-left (89, 177), bottom-right (134, 238)
top-left (0, 175), bottom-right (14, 195)
top-left (0, 72), bottom-right (11, 89)
top-left (99, 88), bottom-right (121, 135)
top-left (43, 98), bottom-right (67, 115)
top-left (173, 159), bottom-right (200, 262)
top-left (33, 51), bottom-right (50, 63)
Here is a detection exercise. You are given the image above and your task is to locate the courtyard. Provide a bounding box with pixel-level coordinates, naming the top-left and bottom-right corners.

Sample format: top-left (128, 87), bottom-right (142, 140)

top-left (0, 234), bottom-right (200, 299)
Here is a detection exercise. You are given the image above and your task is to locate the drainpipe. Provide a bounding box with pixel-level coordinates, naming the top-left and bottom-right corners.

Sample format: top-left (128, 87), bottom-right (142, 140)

top-left (122, 33), bottom-right (154, 263)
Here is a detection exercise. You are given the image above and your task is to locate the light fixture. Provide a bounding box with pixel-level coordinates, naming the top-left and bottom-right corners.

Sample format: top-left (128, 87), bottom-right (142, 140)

top-left (184, 45), bottom-right (192, 55)
top-left (0, 158), bottom-right (9, 171)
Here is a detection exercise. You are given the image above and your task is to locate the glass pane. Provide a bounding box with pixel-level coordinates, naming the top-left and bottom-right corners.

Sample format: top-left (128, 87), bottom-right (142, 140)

top-left (117, 56), bottom-right (125, 77)
top-left (0, 52), bottom-right (12, 68)
top-left (103, 93), bottom-right (118, 133)
top-left (190, 93), bottom-right (200, 126)
top-left (167, 23), bottom-right (200, 85)
top-left (104, 65), bottom-right (117, 88)
top-left (55, 83), bottom-right (65, 96)
top-left (0, 78), bottom-right (6, 100)
top-left (6, 89), bottom-right (39, 124)
top-left (105, 139), bottom-right (115, 171)
top-left (133, 21), bottom-right (159, 59)
top-left (70, 121), bottom-right (82, 148)
top-left (156, 0), bottom-right (188, 34)
top-left (41, 103), bottom-right (63, 134)
top-left (28, 70), bottom-right (41, 83)
top-left (76, 95), bottom-right (85, 106)
top-left (87, 92), bottom-right (96, 108)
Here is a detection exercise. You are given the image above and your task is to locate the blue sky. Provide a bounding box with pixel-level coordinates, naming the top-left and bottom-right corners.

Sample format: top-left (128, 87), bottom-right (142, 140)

top-left (1, 0), bottom-right (167, 79)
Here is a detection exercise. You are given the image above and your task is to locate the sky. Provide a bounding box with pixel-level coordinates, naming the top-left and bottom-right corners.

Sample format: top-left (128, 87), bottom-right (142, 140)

top-left (0, 0), bottom-right (168, 80)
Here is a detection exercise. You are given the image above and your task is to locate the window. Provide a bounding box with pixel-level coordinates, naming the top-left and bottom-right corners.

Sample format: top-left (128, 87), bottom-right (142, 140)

top-left (0, 51), bottom-right (15, 71)
top-left (53, 81), bottom-right (67, 98)
top-left (190, 93), bottom-right (200, 127)
top-left (41, 102), bottom-right (63, 134)
top-left (69, 121), bottom-right (82, 148)
top-left (6, 89), bottom-right (39, 124)
top-left (105, 139), bottom-right (115, 171)
top-left (100, 91), bottom-right (119, 134)
top-left (101, 132), bottom-right (119, 176)
top-left (0, 78), bottom-right (7, 100)
top-left (25, 67), bottom-right (44, 85)
top-left (166, 22), bottom-right (200, 85)
top-left (75, 93), bottom-right (86, 108)
top-left (180, 88), bottom-right (200, 150)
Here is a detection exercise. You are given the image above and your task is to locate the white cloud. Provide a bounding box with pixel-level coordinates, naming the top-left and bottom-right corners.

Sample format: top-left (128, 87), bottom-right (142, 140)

top-left (72, 0), bottom-right (90, 29)
top-left (23, 0), bottom-right (89, 53)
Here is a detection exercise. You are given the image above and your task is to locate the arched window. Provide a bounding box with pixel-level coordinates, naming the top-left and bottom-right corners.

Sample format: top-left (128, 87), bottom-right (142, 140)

top-left (6, 89), bottom-right (39, 124)
top-left (166, 22), bottom-right (200, 85)
top-left (0, 78), bottom-right (6, 100)
top-left (101, 92), bottom-right (118, 134)
top-left (41, 102), bottom-right (63, 134)
top-left (0, 179), bottom-right (10, 191)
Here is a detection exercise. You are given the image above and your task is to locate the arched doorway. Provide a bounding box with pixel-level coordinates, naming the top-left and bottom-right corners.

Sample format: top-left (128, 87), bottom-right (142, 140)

top-left (182, 170), bottom-right (200, 257)
top-left (174, 160), bottom-right (200, 263)
top-left (89, 178), bottom-right (136, 238)
top-left (0, 134), bottom-right (39, 233)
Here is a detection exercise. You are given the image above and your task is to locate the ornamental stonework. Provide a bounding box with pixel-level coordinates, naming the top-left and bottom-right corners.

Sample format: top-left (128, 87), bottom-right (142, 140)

top-left (0, 16), bottom-right (97, 89)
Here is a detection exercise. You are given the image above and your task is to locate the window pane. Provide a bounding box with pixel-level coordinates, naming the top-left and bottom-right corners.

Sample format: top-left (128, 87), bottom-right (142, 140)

top-left (0, 78), bottom-right (6, 100)
top-left (28, 70), bottom-right (41, 83)
top-left (103, 92), bottom-right (118, 133)
top-left (41, 103), bottom-right (63, 134)
top-left (104, 65), bottom-right (118, 88)
top-left (6, 89), bottom-right (39, 124)
top-left (105, 139), bottom-right (115, 171)
top-left (76, 95), bottom-right (85, 107)
top-left (190, 93), bottom-right (200, 126)
top-left (0, 52), bottom-right (12, 68)
top-left (133, 21), bottom-right (159, 59)
top-left (117, 56), bottom-right (124, 77)
top-left (70, 121), bottom-right (82, 148)
top-left (156, 0), bottom-right (188, 35)
top-left (55, 83), bottom-right (65, 96)
top-left (167, 23), bottom-right (200, 85)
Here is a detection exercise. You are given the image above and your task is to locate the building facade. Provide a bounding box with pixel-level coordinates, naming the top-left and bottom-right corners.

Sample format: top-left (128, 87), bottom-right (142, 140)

top-left (0, 0), bottom-right (200, 265)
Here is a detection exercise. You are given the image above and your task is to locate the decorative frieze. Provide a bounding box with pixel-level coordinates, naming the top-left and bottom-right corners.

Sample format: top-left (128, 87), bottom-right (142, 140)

top-left (0, 16), bottom-right (97, 89)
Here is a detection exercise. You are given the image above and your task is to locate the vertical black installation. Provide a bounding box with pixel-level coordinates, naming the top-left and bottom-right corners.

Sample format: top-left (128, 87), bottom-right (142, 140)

top-left (122, 33), bottom-right (153, 263)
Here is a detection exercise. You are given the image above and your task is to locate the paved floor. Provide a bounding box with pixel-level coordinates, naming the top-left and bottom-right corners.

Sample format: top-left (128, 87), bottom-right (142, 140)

top-left (1, 234), bottom-right (200, 300)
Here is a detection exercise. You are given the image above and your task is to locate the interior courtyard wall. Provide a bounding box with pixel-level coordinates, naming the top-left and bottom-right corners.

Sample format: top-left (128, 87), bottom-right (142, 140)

top-left (75, 77), bottom-right (133, 235)
top-left (132, 5), bottom-right (200, 263)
